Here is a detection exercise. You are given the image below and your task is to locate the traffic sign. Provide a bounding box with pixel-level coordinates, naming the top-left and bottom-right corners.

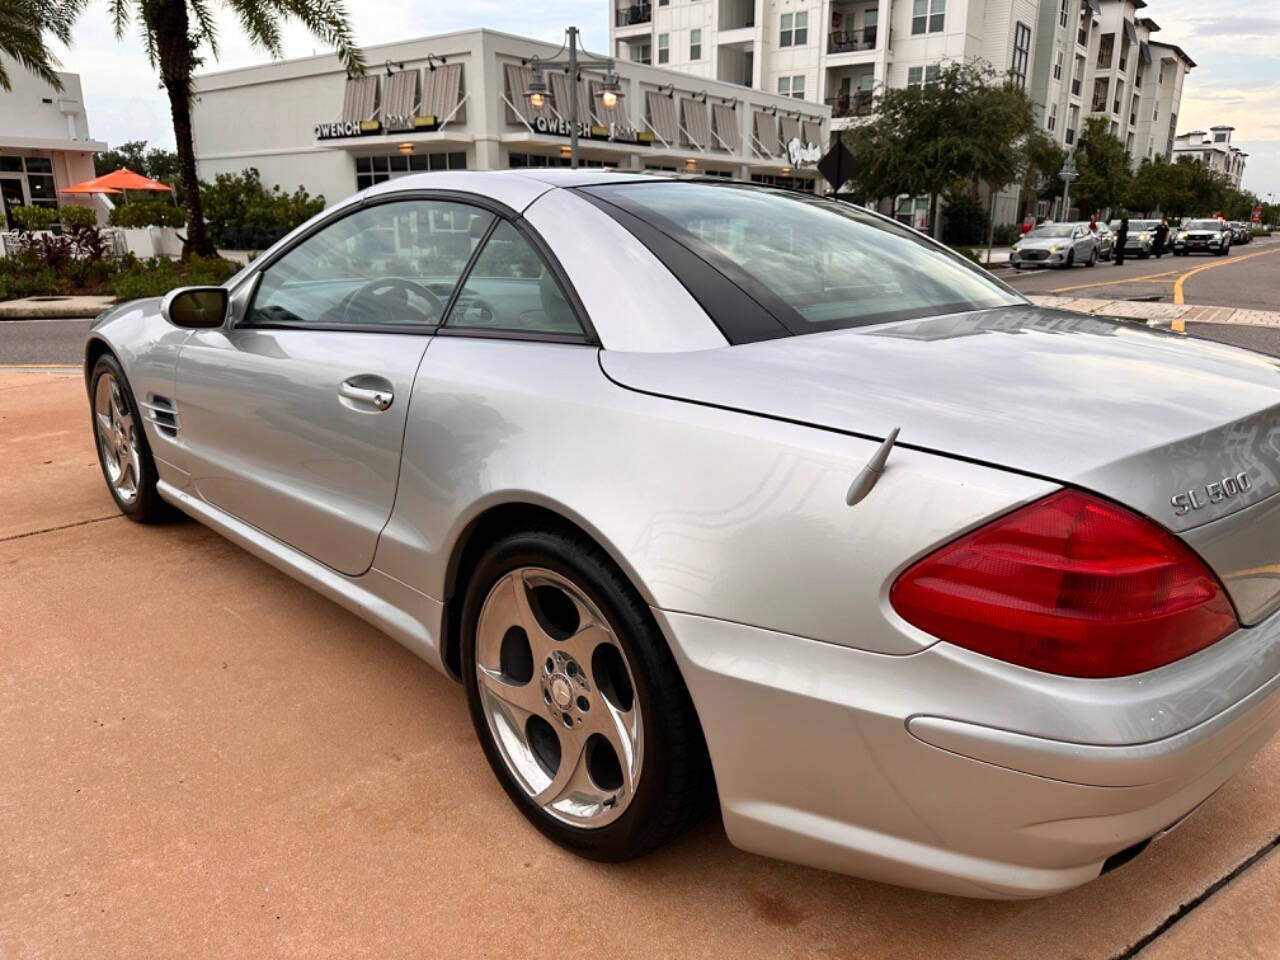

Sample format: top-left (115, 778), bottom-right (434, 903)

top-left (818, 140), bottom-right (856, 193)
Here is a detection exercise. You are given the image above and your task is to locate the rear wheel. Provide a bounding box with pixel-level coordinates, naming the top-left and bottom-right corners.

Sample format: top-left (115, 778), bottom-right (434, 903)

top-left (89, 354), bottom-right (171, 522)
top-left (461, 526), bottom-right (711, 860)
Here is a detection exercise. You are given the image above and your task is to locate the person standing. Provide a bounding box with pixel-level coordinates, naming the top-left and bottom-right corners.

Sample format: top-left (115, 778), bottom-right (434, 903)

top-left (1089, 213), bottom-right (1099, 235)
top-left (1153, 217), bottom-right (1169, 259)
top-left (1114, 216), bottom-right (1129, 266)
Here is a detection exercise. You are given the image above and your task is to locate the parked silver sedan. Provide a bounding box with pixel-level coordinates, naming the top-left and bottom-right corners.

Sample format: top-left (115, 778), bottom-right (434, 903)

top-left (86, 170), bottom-right (1280, 898)
top-left (1009, 221), bottom-right (1098, 269)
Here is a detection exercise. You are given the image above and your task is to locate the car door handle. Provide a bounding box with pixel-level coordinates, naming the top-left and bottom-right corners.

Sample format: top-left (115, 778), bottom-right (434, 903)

top-left (339, 380), bottom-right (394, 411)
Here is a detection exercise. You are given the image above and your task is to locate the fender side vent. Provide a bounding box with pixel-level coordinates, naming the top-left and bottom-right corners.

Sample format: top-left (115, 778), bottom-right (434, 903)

top-left (142, 395), bottom-right (180, 438)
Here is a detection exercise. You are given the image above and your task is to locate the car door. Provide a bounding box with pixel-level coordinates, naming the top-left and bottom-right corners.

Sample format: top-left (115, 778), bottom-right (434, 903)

top-left (176, 196), bottom-right (495, 576)
top-left (1073, 226), bottom-right (1090, 259)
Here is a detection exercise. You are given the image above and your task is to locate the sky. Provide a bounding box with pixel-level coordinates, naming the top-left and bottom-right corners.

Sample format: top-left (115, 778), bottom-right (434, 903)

top-left (51, 0), bottom-right (1278, 198)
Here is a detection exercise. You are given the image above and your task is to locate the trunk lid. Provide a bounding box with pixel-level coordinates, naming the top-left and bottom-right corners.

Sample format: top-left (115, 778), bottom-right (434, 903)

top-left (603, 305), bottom-right (1280, 553)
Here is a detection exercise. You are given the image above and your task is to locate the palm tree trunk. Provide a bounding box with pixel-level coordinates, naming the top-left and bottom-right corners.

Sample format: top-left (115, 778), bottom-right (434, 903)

top-left (152, 0), bottom-right (215, 259)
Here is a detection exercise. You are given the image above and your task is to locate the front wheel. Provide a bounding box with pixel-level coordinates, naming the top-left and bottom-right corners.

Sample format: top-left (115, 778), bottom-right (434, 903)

top-left (461, 527), bottom-right (711, 861)
top-left (89, 354), bottom-right (171, 522)
top-left (1086, 249), bottom-right (1097, 268)
top-left (1064, 250), bottom-right (1075, 269)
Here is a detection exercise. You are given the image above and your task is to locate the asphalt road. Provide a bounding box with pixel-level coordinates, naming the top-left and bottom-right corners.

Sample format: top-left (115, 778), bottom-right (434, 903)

top-left (1005, 235), bottom-right (1280, 310)
top-left (2, 239), bottom-right (1276, 365)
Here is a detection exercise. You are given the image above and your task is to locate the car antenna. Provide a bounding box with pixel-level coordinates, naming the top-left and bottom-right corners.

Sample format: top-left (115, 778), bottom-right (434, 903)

top-left (846, 428), bottom-right (900, 506)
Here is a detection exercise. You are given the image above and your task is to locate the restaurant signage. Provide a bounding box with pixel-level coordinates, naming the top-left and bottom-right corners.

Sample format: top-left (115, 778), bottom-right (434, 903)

top-left (384, 113), bottom-right (441, 134)
top-left (786, 137), bottom-right (822, 167)
top-left (314, 119), bottom-right (382, 140)
top-left (532, 114), bottom-right (652, 145)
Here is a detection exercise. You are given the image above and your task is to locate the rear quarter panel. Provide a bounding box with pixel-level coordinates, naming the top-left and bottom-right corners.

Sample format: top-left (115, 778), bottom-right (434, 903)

top-left (374, 337), bottom-right (1057, 655)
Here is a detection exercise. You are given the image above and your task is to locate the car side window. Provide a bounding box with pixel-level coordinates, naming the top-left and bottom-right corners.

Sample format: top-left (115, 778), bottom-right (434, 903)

top-left (247, 200), bottom-right (494, 329)
top-left (444, 220), bottom-right (583, 336)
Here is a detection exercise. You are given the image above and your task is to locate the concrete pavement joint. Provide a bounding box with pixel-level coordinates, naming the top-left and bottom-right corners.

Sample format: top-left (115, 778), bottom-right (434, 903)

top-left (0, 514), bottom-right (122, 544)
top-left (1113, 832), bottom-right (1280, 960)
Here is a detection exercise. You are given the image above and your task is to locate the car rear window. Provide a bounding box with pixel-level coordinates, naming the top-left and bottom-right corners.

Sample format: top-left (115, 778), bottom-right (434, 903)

top-left (581, 181), bottom-right (1022, 340)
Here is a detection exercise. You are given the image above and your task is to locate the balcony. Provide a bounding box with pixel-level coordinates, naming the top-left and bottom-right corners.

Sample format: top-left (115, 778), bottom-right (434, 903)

top-left (615, 3), bottom-right (651, 27)
top-left (828, 27), bottom-right (877, 54)
top-left (826, 90), bottom-right (875, 118)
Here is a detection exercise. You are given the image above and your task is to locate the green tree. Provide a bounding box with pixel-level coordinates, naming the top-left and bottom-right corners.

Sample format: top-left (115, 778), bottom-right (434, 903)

top-left (844, 61), bottom-right (1032, 234)
top-left (1071, 117), bottom-right (1132, 216)
top-left (0, 0), bottom-right (79, 90)
top-left (1127, 156), bottom-right (1172, 216)
top-left (1021, 129), bottom-right (1066, 207)
top-left (78, 0), bottom-right (364, 258)
top-left (94, 139), bottom-right (180, 188)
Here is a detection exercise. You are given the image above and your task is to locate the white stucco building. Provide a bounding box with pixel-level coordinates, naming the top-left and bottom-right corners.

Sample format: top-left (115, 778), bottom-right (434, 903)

top-left (612, 0), bottom-right (1195, 222)
top-left (191, 28), bottom-right (828, 207)
top-left (0, 54), bottom-right (106, 228)
top-left (1173, 126), bottom-right (1247, 189)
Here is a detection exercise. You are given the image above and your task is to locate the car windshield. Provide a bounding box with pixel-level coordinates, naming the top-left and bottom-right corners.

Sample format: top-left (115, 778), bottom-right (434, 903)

top-left (1128, 220), bottom-right (1158, 230)
top-left (1028, 224), bottom-right (1076, 238)
top-left (583, 181), bottom-right (1022, 335)
top-left (1187, 220), bottom-right (1223, 231)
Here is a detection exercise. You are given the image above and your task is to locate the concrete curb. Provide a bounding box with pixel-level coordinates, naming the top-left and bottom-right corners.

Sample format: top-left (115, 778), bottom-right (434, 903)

top-left (0, 295), bottom-right (116, 320)
top-left (1027, 295), bottom-right (1280, 331)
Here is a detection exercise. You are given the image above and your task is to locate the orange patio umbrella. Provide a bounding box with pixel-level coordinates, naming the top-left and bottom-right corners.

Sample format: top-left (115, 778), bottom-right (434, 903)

top-left (60, 167), bottom-right (173, 195)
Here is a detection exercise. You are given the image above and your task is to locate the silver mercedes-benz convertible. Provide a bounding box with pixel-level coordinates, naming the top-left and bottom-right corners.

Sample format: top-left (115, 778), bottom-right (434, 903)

top-left (85, 170), bottom-right (1280, 898)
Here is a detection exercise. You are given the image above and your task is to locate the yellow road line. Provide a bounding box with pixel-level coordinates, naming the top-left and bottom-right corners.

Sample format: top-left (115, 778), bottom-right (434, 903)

top-left (1174, 246), bottom-right (1280, 304)
top-left (1049, 269), bottom-right (1179, 294)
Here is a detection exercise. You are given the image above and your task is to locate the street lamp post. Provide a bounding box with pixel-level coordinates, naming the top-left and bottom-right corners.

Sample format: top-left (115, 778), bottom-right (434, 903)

top-left (524, 27), bottom-right (624, 169)
top-left (1059, 153), bottom-right (1079, 221)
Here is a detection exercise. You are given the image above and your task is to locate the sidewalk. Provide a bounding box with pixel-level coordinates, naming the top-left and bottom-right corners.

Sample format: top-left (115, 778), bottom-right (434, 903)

top-left (1027, 295), bottom-right (1280, 331)
top-left (0, 295), bottom-right (115, 320)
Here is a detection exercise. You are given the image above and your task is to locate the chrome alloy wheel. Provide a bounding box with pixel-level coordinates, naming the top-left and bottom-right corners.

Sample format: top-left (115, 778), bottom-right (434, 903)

top-left (94, 372), bottom-right (141, 505)
top-left (475, 567), bottom-right (643, 828)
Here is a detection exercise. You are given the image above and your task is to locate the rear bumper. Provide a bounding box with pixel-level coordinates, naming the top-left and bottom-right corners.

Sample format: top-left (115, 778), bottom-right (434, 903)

top-left (657, 606), bottom-right (1280, 898)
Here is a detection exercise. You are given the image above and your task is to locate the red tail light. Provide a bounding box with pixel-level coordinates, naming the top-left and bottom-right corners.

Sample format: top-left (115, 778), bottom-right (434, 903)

top-left (889, 490), bottom-right (1238, 678)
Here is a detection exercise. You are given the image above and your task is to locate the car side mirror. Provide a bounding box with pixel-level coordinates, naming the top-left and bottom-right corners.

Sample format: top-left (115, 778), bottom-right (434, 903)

top-left (161, 286), bottom-right (228, 328)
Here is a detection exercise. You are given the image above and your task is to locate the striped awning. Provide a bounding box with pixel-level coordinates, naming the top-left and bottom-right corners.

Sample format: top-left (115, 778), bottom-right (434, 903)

top-left (1123, 18), bottom-right (1139, 45)
top-left (422, 63), bottom-right (465, 123)
top-left (589, 78), bottom-right (629, 129)
top-left (382, 70), bottom-right (418, 121)
top-left (753, 110), bottom-right (779, 155)
top-left (550, 70), bottom-right (592, 123)
top-left (1139, 40), bottom-right (1152, 64)
top-left (779, 115), bottom-right (802, 146)
top-left (802, 119), bottom-right (823, 146)
top-left (342, 76), bottom-right (379, 123)
top-left (680, 97), bottom-right (711, 149)
top-left (504, 63), bottom-right (555, 125)
top-left (711, 103), bottom-right (740, 152)
top-left (646, 90), bottom-right (678, 144)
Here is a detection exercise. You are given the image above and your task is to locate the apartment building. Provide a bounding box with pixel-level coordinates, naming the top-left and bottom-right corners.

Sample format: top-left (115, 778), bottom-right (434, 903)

top-left (1173, 126), bottom-right (1248, 188)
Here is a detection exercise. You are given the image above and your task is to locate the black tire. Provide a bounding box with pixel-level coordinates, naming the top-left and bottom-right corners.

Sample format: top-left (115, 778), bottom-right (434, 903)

top-left (1065, 249), bottom-right (1075, 269)
top-left (1139, 250), bottom-right (1149, 259)
top-left (1086, 248), bottom-right (1096, 268)
top-left (461, 525), bottom-right (713, 861)
top-left (88, 353), bottom-right (173, 523)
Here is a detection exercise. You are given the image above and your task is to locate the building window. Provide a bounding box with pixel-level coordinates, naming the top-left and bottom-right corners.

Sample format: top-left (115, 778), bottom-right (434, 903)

top-left (908, 66), bottom-right (939, 87)
top-left (18, 156), bottom-right (58, 208)
top-left (1097, 33), bottom-right (1113, 69)
top-left (658, 0), bottom-right (668, 5)
top-left (1048, 102), bottom-right (1057, 131)
top-left (508, 153), bottom-right (608, 169)
top-left (356, 151), bottom-right (467, 191)
top-left (1059, 0), bottom-right (1068, 28)
top-left (778, 74), bottom-right (805, 99)
top-left (1053, 50), bottom-right (1063, 80)
top-left (1091, 76), bottom-right (1108, 112)
top-left (1214, 131), bottom-right (1228, 142)
top-left (1072, 55), bottom-right (1085, 95)
top-left (690, 29), bottom-right (701, 60)
top-left (780, 10), bottom-right (808, 47)
top-left (1011, 23), bottom-right (1031, 88)
top-left (1126, 132), bottom-right (1134, 153)
top-left (658, 33), bottom-right (669, 64)
top-left (1113, 80), bottom-right (1123, 114)
top-left (911, 0), bottom-right (945, 35)
top-left (632, 42), bottom-right (651, 64)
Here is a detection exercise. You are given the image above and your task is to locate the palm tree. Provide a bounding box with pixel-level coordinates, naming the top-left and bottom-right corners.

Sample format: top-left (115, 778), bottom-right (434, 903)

top-left (0, 0), bottom-right (79, 91)
top-left (102, 0), bottom-right (365, 257)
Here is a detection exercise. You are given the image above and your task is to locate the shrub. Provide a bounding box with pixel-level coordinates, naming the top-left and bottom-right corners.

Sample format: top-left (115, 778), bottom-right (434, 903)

top-left (59, 205), bottom-right (97, 229)
top-left (9, 205), bottom-right (60, 232)
top-left (110, 254), bottom-right (238, 301)
top-left (941, 192), bottom-right (990, 246)
top-left (992, 223), bottom-right (1021, 246)
top-left (1252, 226), bottom-right (1271, 238)
top-left (109, 202), bottom-right (185, 228)
top-left (200, 167), bottom-right (324, 249)
top-left (948, 245), bottom-right (982, 264)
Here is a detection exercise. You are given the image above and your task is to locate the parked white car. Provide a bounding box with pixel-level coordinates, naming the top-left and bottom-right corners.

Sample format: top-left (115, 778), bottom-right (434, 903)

top-left (1010, 223), bottom-right (1098, 269)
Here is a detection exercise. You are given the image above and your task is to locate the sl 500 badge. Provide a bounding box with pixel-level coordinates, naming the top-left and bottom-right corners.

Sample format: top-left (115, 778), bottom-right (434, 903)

top-left (1171, 472), bottom-right (1252, 516)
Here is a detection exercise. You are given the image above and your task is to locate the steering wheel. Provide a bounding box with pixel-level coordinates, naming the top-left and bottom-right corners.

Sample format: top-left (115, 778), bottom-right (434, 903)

top-left (341, 277), bottom-right (444, 325)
